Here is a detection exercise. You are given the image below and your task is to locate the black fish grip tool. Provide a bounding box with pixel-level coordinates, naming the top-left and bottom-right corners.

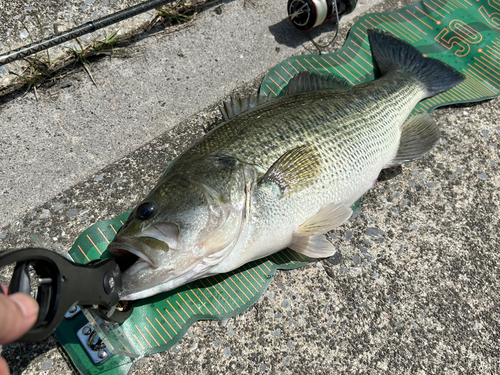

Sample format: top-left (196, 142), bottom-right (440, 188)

top-left (0, 248), bottom-right (132, 342)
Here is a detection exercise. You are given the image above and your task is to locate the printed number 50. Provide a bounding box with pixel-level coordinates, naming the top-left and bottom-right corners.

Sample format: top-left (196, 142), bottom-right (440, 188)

top-left (435, 20), bottom-right (482, 57)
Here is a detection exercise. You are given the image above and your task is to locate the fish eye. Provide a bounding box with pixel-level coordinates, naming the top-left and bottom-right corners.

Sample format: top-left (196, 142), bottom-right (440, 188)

top-left (137, 202), bottom-right (154, 220)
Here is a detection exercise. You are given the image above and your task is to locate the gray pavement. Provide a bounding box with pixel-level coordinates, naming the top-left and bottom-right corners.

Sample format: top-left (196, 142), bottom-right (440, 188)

top-left (1, 0), bottom-right (500, 374)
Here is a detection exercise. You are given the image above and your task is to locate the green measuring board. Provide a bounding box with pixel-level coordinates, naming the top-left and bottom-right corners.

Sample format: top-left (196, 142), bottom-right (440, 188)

top-left (55, 1), bottom-right (500, 374)
top-left (261, 0), bottom-right (500, 110)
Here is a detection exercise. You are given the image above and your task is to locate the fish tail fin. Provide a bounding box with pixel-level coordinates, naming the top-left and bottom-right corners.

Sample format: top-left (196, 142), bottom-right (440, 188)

top-left (367, 29), bottom-right (465, 98)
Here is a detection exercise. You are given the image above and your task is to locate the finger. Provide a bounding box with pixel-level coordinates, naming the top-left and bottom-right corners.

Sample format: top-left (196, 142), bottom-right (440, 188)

top-left (0, 293), bottom-right (39, 344)
top-left (0, 356), bottom-right (9, 375)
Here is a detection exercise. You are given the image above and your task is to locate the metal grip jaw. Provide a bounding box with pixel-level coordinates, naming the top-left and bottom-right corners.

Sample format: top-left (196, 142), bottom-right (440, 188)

top-left (0, 248), bottom-right (123, 342)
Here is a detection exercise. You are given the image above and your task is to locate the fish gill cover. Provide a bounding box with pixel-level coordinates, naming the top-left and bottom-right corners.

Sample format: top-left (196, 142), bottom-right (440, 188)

top-left (55, 1), bottom-right (500, 374)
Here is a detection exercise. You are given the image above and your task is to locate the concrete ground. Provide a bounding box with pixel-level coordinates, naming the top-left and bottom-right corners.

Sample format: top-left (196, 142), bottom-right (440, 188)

top-left (1, 0), bottom-right (500, 374)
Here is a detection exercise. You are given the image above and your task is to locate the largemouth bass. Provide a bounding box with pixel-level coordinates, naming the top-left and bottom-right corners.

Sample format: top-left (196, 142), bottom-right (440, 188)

top-left (108, 30), bottom-right (465, 300)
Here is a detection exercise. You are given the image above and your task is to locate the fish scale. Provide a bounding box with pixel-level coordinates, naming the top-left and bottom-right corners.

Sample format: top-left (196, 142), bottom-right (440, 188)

top-left (108, 30), bottom-right (465, 300)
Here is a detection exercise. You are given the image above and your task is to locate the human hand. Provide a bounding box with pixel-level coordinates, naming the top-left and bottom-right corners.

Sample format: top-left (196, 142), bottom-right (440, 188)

top-left (0, 286), bottom-right (39, 375)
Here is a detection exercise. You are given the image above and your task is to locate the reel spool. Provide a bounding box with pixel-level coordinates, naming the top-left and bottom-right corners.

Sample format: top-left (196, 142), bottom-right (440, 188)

top-left (287, 0), bottom-right (357, 31)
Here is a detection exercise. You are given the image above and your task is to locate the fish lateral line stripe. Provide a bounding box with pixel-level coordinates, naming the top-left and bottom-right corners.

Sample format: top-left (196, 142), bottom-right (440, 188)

top-left (325, 55), bottom-right (360, 81)
top-left (175, 300), bottom-right (191, 320)
top-left (282, 66), bottom-right (294, 79)
top-left (230, 271), bottom-right (256, 296)
top-left (344, 52), bottom-right (371, 74)
top-left (199, 279), bottom-right (229, 313)
top-left (204, 277), bottom-right (237, 310)
top-left (77, 245), bottom-right (90, 262)
top-left (86, 235), bottom-right (102, 255)
top-left (187, 287), bottom-right (215, 315)
top-left (348, 46), bottom-right (373, 67)
top-left (265, 84), bottom-right (278, 97)
top-left (135, 325), bottom-right (152, 348)
top-left (186, 292), bottom-right (205, 314)
top-left (156, 308), bottom-right (178, 334)
top-left (397, 12), bottom-right (427, 35)
top-left (234, 268), bottom-right (260, 292)
top-left (166, 300), bottom-right (186, 324)
top-left (144, 326), bottom-right (160, 347)
top-left (109, 224), bottom-right (118, 234)
top-left (146, 317), bottom-right (167, 344)
top-left (97, 227), bottom-right (110, 244)
top-left (155, 317), bottom-right (173, 340)
top-left (387, 13), bottom-right (422, 39)
top-left (406, 9), bottom-right (433, 29)
top-left (423, 2), bottom-right (445, 18)
top-left (133, 334), bottom-right (145, 350)
top-left (415, 5), bottom-right (439, 23)
top-left (216, 275), bottom-right (247, 304)
top-left (179, 293), bottom-right (197, 315)
top-left (275, 71), bottom-right (289, 84)
top-left (288, 62), bottom-right (300, 74)
top-left (165, 302), bottom-right (185, 327)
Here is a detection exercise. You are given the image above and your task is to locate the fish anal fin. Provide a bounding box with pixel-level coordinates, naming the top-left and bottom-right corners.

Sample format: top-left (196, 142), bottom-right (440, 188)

top-left (260, 145), bottom-right (322, 196)
top-left (295, 202), bottom-right (352, 237)
top-left (387, 112), bottom-right (440, 166)
top-left (289, 235), bottom-right (337, 258)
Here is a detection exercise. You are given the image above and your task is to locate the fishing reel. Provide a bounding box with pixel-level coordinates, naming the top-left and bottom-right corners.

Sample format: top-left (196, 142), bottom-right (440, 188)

top-left (287, 0), bottom-right (357, 31)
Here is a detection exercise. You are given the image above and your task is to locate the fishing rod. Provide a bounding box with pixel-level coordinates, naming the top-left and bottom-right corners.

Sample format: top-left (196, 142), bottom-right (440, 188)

top-left (0, 0), bottom-right (174, 66)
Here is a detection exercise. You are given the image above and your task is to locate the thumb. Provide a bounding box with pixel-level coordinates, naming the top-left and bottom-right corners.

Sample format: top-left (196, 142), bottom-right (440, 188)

top-left (0, 293), bottom-right (39, 344)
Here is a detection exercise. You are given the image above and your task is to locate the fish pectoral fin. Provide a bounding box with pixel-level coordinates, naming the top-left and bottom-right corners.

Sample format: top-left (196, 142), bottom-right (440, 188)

top-left (289, 234), bottom-right (337, 258)
top-left (259, 145), bottom-right (322, 196)
top-left (387, 113), bottom-right (440, 166)
top-left (295, 202), bottom-right (352, 237)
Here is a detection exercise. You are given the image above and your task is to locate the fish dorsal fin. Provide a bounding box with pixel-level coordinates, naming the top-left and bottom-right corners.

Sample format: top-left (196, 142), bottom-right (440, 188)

top-left (260, 145), bottom-right (322, 196)
top-left (388, 112), bottom-right (440, 166)
top-left (219, 93), bottom-right (270, 121)
top-left (286, 71), bottom-right (351, 96)
top-left (289, 234), bottom-right (337, 258)
top-left (295, 202), bottom-right (353, 237)
top-left (219, 72), bottom-right (351, 121)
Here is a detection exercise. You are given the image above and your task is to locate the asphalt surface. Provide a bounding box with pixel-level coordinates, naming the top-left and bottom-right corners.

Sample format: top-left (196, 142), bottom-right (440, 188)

top-left (1, 0), bottom-right (500, 374)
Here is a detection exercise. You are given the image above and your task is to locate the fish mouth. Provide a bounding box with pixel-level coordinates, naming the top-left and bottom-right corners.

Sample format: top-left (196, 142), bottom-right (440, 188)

top-left (108, 241), bottom-right (154, 266)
